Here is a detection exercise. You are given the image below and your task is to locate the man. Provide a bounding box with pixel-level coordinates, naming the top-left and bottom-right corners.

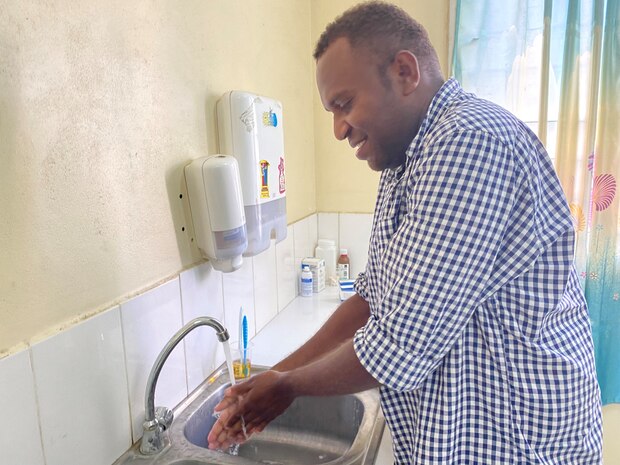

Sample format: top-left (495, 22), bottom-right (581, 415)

top-left (208, 2), bottom-right (603, 463)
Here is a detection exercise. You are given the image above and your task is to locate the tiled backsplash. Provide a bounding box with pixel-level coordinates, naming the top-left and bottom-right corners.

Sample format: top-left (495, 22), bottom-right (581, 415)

top-left (0, 212), bottom-right (372, 465)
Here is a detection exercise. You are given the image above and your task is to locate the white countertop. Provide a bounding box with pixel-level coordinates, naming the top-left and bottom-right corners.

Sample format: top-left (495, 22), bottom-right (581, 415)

top-left (251, 287), bottom-right (395, 465)
top-left (252, 287), bottom-right (342, 365)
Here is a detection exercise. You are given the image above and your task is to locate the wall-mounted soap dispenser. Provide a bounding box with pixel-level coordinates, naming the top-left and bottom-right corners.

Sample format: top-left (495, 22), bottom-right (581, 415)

top-left (184, 155), bottom-right (247, 272)
top-left (217, 91), bottom-right (287, 256)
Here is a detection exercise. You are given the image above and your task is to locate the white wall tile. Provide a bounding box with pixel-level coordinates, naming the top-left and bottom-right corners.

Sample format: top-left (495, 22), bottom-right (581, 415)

top-left (179, 262), bottom-right (225, 393)
top-left (222, 257), bottom-right (256, 345)
top-left (120, 278), bottom-right (186, 441)
top-left (317, 212), bottom-right (339, 248)
top-left (293, 216), bottom-right (315, 271)
top-left (31, 308), bottom-right (130, 465)
top-left (307, 214), bottom-right (318, 255)
top-left (275, 224), bottom-right (297, 311)
top-left (253, 242), bottom-right (278, 333)
top-left (317, 213), bottom-right (340, 284)
top-left (0, 350), bottom-right (45, 465)
top-left (339, 213), bottom-right (373, 278)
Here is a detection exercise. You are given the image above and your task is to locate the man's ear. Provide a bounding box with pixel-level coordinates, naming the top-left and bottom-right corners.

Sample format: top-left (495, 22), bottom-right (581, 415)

top-left (390, 50), bottom-right (420, 95)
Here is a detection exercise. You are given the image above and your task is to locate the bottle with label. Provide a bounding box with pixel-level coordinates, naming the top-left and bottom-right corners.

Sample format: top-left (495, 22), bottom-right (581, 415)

top-left (337, 249), bottom-right (350, 280)
top-left (300, 265), bottom-right (313, 297)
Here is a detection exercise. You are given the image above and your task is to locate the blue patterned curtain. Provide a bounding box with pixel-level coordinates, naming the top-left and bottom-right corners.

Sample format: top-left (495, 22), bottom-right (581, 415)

top-left (453, 0), bottom-right (619, 405)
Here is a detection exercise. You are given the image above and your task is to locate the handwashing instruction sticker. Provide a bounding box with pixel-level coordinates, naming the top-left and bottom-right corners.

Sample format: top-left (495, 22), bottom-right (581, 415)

top-left (260, 160), bottom-right (270, 198)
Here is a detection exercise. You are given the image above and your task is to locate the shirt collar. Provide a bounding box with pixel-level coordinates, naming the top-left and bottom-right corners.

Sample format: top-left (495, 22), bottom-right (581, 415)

top-left (414, 77), bottom-right (461, 143)
top-left (384, 78), bottom-right (462, 181)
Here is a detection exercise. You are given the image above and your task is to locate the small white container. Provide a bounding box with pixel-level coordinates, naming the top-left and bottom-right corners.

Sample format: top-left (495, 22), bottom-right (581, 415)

top-left (300, 265), bottom-right (313, 297)
top-left (315, 239), bottom-right (337, 285)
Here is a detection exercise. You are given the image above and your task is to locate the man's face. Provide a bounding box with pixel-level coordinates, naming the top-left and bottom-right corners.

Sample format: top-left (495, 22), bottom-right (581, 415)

top-left (316, 37), bottom-right (412, 171)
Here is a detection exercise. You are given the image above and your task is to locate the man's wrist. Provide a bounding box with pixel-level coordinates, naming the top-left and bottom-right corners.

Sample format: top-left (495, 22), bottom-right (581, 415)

top-left (279, 368), bottom-right (305, 398)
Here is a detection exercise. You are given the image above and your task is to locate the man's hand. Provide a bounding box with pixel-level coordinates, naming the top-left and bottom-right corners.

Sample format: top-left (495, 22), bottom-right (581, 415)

top-left (207, 396), bottom-right (245, 450)
top-left (207, 370), bottom-right (296, 450)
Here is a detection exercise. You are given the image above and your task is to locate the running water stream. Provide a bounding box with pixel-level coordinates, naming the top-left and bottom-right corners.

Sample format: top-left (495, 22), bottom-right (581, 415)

top-left (223, 339), bottom-right (236, 387)
top-left (220, 339), bottom-right (248, 455)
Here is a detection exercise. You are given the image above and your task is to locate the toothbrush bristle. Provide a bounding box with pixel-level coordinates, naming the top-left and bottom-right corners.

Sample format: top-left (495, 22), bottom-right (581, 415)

top-left (242, 315), bottom-right (248, 345)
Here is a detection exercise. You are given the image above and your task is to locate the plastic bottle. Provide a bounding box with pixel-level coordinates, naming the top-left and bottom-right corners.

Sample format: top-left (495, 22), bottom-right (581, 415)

top-left (300, 265), bottom-right (313, 297)
top-left (315, 239), bottom-right (337, 285)
top-left (337, 249), bottom-right (350, 280)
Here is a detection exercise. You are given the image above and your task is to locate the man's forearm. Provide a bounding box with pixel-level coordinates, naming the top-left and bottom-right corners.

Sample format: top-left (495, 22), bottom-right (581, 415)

top-left (273, 294), bottom-right (370, 372)
top-left (284, 337), bottom-right (380, 397)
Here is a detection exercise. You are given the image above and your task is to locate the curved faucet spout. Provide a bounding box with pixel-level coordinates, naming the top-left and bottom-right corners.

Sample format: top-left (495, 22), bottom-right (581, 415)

top-left (140, 316), bottom-right (229, 455)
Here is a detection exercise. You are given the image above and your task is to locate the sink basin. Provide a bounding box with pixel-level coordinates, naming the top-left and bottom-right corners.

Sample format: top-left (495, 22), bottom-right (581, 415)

top-left (183, 385), bottom-right (369, 463)
top-left (114, 365), bottom-right (384, 465)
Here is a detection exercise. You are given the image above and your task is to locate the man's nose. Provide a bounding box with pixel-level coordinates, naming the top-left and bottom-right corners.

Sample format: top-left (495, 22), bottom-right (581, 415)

top-left (333, 114), bottom-right (350, 141)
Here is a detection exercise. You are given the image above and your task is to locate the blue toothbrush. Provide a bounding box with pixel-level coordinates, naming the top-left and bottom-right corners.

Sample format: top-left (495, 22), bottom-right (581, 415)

top-left (241, 314), bottom-right (248, 377)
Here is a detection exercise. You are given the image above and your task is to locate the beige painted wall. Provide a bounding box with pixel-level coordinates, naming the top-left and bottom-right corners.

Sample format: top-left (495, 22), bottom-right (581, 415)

top-left (0, 0), bottom-right (449, 356)
top-left (0, 0), bottom-right (316, 354)
top-left (311, 0), bottom-right (450, 213)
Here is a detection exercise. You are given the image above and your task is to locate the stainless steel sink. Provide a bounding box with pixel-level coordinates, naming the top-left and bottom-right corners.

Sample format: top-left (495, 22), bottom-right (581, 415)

top-left (113, 365), bottom-right (384, 465)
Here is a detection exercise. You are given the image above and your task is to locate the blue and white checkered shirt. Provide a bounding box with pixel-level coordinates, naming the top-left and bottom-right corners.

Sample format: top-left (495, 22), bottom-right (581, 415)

top-left (353, 79), bottom-right (602, 464)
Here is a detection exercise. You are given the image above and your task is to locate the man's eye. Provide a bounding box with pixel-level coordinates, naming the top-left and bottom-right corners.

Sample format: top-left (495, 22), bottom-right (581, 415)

top-left (338, 99), bottom-right (352, 111)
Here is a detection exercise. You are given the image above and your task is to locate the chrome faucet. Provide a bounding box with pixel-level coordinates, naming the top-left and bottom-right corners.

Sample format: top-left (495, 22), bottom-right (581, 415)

top-left (140, 316), bottom-right (230, 455)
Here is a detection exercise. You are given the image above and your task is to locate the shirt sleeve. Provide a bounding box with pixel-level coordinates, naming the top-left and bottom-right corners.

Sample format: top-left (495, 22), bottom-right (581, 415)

top-left (354, 271), bottom-right (369, 300)
top-left (354, 129), bottom-right (540, 392)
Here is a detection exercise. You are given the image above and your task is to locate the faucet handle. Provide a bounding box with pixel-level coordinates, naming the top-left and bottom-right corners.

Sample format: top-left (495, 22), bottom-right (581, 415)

top-left (155, 406), bottom-right (174, 431)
